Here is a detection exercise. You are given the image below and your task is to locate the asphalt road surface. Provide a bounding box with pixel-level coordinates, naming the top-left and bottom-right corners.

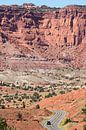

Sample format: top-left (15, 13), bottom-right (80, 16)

top-left (43, 110), bottom-right (66, 130)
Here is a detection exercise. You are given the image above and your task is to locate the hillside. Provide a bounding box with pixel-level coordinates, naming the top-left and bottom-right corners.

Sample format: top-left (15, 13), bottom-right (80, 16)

top-left (0, 88), bottom-right (85, 130)
top-left (39, 88), bottom-right (86, 130)
top-left (0, 106), bottom-right (51, 130)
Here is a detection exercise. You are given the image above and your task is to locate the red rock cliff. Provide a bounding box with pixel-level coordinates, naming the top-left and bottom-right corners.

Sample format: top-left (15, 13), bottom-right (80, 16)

top-left (0, 5), bottom-right (86, 69)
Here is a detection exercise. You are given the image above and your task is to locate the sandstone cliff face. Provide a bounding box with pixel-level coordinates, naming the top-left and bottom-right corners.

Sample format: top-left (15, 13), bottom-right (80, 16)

top-left (0, 5), bottom-right (86, 69)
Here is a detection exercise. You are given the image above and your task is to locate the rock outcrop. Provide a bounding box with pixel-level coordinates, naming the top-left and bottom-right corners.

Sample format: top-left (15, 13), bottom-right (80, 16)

top-left (0, 4), bottom-right (86, 69)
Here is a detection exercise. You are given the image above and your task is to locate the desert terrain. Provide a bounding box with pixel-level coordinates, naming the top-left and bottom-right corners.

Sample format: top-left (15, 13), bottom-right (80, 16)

top-left (0, 68), bottom-right (86, 130)
top-left (0, 3), bottom-right (86, 130)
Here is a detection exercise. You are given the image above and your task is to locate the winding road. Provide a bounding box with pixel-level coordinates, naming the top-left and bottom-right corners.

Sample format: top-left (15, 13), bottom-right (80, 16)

top-left (43, 110), bottom-right (66, 130)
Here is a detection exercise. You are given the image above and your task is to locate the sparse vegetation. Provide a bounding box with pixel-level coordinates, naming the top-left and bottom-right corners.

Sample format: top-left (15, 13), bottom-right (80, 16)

top-left (0, 117), bottom-right (7, 130)
top-left (59, 90), bottom-right (65, 94)
top-left (31, 92), bottom-right (41, 102)
top-left (82, 106), bottom-right (86, 114)
top-left (16, 112), bottom-right (22, 121)
top-left (45, 92), bottom-right (57, 98)
top-left (0, 117), bottom-right (17, 130)
top-left (0, 68), bottom-right (86, 110)
top-left (0, 105), bottom-right (5, 109)
top-left (22, 101), bottom-right (25, 108)
top-left (83, 118), bottom-right (86, 122)
top-left (83, 125), bottom-right (86, 130)
top-left (34, 86), bottom-right (44, 92)
top-left (62, 118), bottom-right (72, 125)
top-left (36, 104), bottom-right (40, 109)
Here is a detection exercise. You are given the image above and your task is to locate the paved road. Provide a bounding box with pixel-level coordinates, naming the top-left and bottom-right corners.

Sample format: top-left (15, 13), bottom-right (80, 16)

top-left (43, 110), bottom-right (66, 130)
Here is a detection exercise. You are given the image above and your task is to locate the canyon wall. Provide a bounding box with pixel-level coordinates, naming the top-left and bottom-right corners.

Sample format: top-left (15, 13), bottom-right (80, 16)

top-left (0, 5), bottom-right (86, 69)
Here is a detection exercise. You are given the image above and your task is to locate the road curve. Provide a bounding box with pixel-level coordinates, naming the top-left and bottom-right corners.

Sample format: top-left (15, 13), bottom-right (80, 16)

top-left (43, 110), bottom-right (66, 130)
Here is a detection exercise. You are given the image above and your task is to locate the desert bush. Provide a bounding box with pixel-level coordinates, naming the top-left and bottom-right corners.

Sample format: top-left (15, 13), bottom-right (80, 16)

top-left (31, 92), bottom-right (41, 102)
top-left (5, 96), bottom-right (13, 102)
top-left (59, 90), bottom-right (65, 94)
top-left (45, 92), bottom-right (57, 98)
top-left (45, 93), bottom-right (53, 98)
top-left (18, 97), bottom-right (22, 101)
top-left (0, 82), bottom-right (10, 87)
top-left (0, 105), bottom-right (5, 109)
top-left (82, 107), bottom-right (86, 114)
top-left (21, 94), bottom-right (29, 99)
top-left (22, 85), bottom-right (33, 91)
top-left (83, 125), bottom-right (86, 130)
top-left (34, 86), bottom-right (44, 92)
top-left (16, 112), bottom-right (22, 121)
top-left (0, 117), bottom-right (16, 130)
top-left (0, 117), bottom-right (7, 130)
top-left (36, 104), bottom-right (40, 109)
top-left (83, 118), bottom-right (86, 122)
top-left (14, 93), bottom-right (18, 99)
top-left (73, 88), bottom-right (79, 90)
top-left (22, 101), bottom-right (25, 108)
top-left (0, 99), bottom-right (4, 105)
top-left (62, 118), bottom-right (72, 125)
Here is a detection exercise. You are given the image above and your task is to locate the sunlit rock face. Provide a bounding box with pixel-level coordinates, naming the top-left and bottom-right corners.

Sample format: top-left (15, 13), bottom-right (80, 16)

top-left (0, 5), bottom-right (86, 69)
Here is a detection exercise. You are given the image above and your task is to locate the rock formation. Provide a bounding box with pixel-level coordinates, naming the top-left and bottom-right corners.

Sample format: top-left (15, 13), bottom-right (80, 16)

top-left (0, 4), bottom-right (86, 69)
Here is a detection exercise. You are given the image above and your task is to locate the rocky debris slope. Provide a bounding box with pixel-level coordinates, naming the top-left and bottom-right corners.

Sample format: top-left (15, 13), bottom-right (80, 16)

top-left (0, 4), bottom-right (86, 69)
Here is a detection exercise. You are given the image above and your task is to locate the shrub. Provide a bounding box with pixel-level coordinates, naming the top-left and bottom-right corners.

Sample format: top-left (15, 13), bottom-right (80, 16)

top-left (21, 94), bottom-right (29, 99)
top-left (36, 104), bottom-right (40, 109)
top-left (0, 117), bottom-right (7, 130)
top-left (73, 88), bottom-right (79, 90)
top-left (14, 93), bottom-right (18, 99)
top-left (0, 117), bottom-right (16, 130)
top-left (59, 90), bottom-right (65, 94)
top-left (5, 96), bottom-right (13, 102)
top-left (83, 118), bottom-right (86, 122)
top-left (82, 107), bottom-right (86, 114)
top-left (18, 97), bottom-right (22, 101)
top-left (83, 125), bottom-right (86, 130)
top-left (22, 101), bottom-right (25, 108)
top-left (16, 112), bottom-right (22, 121)
top-left (34, 86), bottom-right (44, 92)
top-left (62, 118), bottom-right (72, 125)
top-left (45, 92), bottom-right (56, 98)
top-left (31, 92), bottom-right (41, 102)
top-left (45, 93), bottom-right (53, 98)
top-left (0, 105), bottom-right (5, 109)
